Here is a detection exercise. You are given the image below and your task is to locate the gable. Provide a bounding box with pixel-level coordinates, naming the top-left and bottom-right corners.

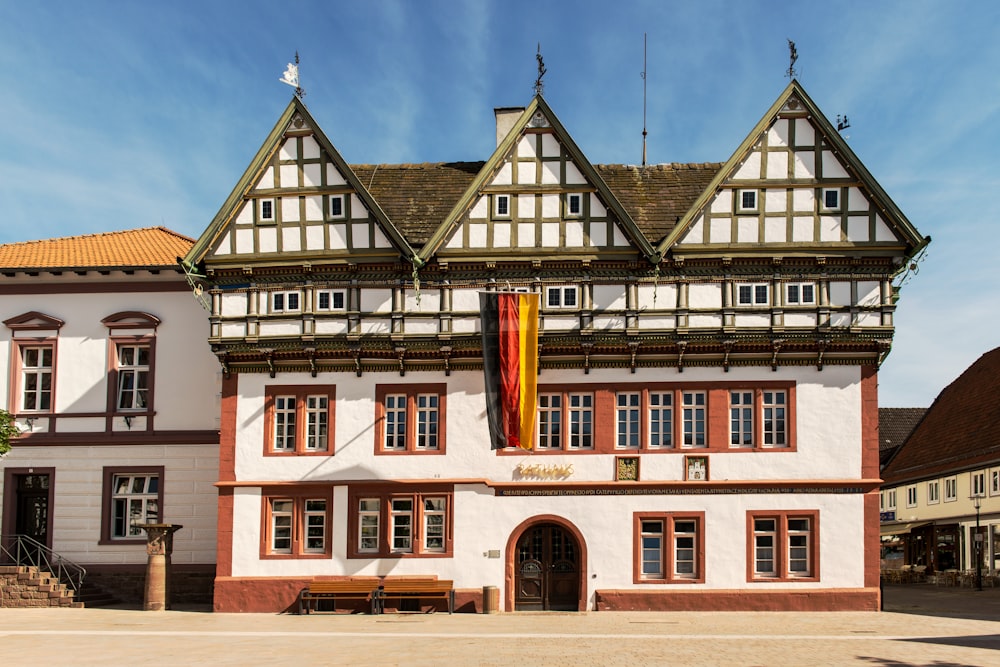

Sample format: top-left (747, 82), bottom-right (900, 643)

top-left (185, 98), bottom-right (414, 268)
top-left (419, 99), bottom-right (658, 264)
top-left (661, 82), bottom-right (927, 258)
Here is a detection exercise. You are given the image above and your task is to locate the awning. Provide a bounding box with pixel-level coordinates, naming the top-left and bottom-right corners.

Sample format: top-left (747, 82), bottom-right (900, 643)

top-left (880, 521), bottom-right (931, 537)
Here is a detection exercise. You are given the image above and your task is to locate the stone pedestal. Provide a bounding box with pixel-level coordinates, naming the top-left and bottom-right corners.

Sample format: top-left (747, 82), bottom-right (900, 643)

top-left (138, 523), bottom-right (182, 611)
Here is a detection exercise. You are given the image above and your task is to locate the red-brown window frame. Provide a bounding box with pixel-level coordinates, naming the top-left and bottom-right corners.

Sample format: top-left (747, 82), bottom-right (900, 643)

top-left (9, 338), bottom-right (58, 415)
top-left (374, 384), bottom-right (447, 455)
top-left (632, 511), bottom-right (706, 584)
top-left (745, 510), bottom-right (820, 583)
top-left (727, 387), bottom-right (793, 450)
top-left (259, 485), bottom-right (333, 560)
top-left (99, 465), bottom-right (164, 545)
top-left (498, 381), bottom-right (796, 455)
top-left (346, 485), bottom-right (454, 558)
top-left (263, 385), bottom-right (336, 456)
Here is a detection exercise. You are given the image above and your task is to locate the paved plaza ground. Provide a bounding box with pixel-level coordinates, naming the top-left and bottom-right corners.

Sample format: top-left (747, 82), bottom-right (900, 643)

top-left (1, 584), bottom-right (997, 666)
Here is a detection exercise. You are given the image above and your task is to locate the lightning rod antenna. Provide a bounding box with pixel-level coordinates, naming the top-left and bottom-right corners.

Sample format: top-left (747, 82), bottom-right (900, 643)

top-left (641, 33), bottom-right (648, 167)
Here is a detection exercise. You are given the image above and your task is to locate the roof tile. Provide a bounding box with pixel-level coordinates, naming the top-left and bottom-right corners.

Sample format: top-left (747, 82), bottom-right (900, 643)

top-left (0, 227), bottom-right (193, 270)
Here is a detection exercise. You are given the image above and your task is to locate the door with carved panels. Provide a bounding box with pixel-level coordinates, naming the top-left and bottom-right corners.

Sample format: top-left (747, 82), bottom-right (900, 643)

top-left (514, 523), bottom-right (579, 611)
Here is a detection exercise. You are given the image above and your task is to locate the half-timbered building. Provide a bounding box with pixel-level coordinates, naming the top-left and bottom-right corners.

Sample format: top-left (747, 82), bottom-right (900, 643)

top-left (182, 79), bottom-right (927, 613)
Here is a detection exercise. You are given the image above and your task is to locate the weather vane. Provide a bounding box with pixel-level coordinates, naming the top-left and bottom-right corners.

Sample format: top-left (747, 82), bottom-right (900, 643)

top-left (786, 39), bottom-right (798, 79)
top-left (534, 43), bottom-right (547, 96)
top-left (279, 51), bottom-right (305, 98)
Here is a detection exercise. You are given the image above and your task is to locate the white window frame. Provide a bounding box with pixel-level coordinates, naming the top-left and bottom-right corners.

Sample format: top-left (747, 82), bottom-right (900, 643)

top-left (259, 198), bottom-right (275, 222)
top-left (274, 395), bottom-right (296, 451)
top-left (648, 391), bottom-right (673, 449)
top-left (616, 392), bottom-right (641, 449)
top-left (494, 194), bottom-right (510, 218)
top-left (786, 517), bottom-right (812, 577)
top-left (736, 283), bottom-right (769, 306)
top-left (111, 473), bottom-right (159, 539)
top-left (681, 391), bottom-right (706, 448)
top-left (272, 290), bottom-right (301, 313)
top-left (785, 282), bottom-right (816, 305)
top-left (304, 395), bottom-right (328, 451)
top-left (358, 498), bottom-right (380, 553)
top-left (423, 497), bottom-right (447, 553)
top-left (906, 485), bottom-right (917, 508)
top-left (20, 345), bottom-right (53, 412)
top-left (383, 394), bottom-right (407, 450)
top-left (972, 471), bottom-right (986, 497)
top-left (566, 193), bottom-right (583, 217)
top-left (885, 488), bottom-right (897, 511)
top-left (753, 517), bottom-right (778, 578)
top-left (673, 519), bottom-right (698, 580)
top-left (116, 344), bottom-right (150, 412)
top-left (991, 469), bottom-right (1000, 497)
top-left (928, 480), bottom-right (940, 504)
top-left (567, 393), bottom-right (594, 450)
top-left (327, 194), bottom-right (345, 220)
top-left (821, 188), bottom-right (840, 211)
top-left (302, 499), bottom-right (328, 554)
top-left (944, 477), bottom-right (958, 502)
top-left (390, 497), bottom-right (414, 553)
top-left (640, 519), bottom-right (665, 580)
top-left (545, 286), bottom-right (579, 309)
top-left (316, 289), bottom-right (346, 311)
top-left (415, 394), bottom-right (439, 450)
top-left (537, 393), bottom-right (563, 450)
top-left (730, 390), bottom-right (754, 448)
top-left (269, 499), bottom-right (294, 553)
top-left (737, 189), bottom-right (758, 212)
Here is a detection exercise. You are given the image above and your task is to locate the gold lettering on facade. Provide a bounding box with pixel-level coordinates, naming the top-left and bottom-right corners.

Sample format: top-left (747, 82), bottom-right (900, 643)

top-left (516, 463), bottom-right (574, 479)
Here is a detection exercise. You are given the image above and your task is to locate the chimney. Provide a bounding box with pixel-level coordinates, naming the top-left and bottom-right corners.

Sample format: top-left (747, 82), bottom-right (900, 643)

top-left (494, 107), bottom-right (525, 147)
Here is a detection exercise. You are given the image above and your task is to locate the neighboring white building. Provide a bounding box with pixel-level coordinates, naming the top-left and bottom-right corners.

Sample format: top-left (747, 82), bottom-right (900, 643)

top-left (0, 228), bottom-right (220, 603)
top-left (182, 80), bottom-right (927, 613)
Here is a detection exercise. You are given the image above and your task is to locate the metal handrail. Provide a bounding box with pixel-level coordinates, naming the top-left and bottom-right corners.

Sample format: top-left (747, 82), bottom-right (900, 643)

top-left (0, 534), bottom-right (87, 593)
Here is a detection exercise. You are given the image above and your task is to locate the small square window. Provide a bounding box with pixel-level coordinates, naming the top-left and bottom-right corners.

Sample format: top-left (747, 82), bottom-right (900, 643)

top-left (260, 199), bottom-right (274, 221)
top-left (823, 189), bottom-right (840, 210)
top-left (738, 190), bottom-right (758, 212)
top-left (495, 195), bottom-right (510, 218)
top-left (567, 193), bottom-right (583, 217)
top-left (329, 195), bottom-right (344, 219)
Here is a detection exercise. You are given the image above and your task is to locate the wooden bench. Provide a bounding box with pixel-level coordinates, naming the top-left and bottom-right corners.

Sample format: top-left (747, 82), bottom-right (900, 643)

top-left (376, 579), bottom-right (455, 614)
top-left (298, 580), bottom-right (379, 615)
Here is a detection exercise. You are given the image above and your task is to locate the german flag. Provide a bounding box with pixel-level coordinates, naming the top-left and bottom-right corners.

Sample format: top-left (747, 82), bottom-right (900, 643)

top-left (480, 292), bottom-right (539, 450)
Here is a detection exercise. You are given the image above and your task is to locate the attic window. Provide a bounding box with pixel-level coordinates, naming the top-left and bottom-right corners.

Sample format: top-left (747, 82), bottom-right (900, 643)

top-left (737, 190), bottom-right (758, 213)
top-left (328, 195), bottom-right (344, 219)
top-left (567, 193), bottom-right (583, 217)
top-left (260, 199), bottom-right (275, 223)
top-left (494, 195), bottom-right (511, 219)
top-left (822, 189), bottom-right (840, 211)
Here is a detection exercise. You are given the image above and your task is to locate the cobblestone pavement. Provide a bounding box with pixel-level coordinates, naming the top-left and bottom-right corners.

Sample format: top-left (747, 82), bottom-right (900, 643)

top-left (1, 585), bottom-right (997, 666)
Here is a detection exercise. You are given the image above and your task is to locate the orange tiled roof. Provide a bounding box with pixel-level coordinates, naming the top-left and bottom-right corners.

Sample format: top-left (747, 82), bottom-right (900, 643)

top-left (0, 227), bottom-right (193, 270)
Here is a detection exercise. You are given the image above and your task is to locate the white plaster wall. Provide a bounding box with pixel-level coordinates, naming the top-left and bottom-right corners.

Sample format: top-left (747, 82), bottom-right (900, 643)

top-left (711, 191), bottom-right (732, 213)
top-left (593, 285), bottom-right (626, 311)
top-left (360, 289), bottom-right (392, 313)
top-left (637, 284), bottom-right (675, 310)
top-left (688, 283), bottom-right (722, 309)
top-left (403, 289), bottom-right (441, 313)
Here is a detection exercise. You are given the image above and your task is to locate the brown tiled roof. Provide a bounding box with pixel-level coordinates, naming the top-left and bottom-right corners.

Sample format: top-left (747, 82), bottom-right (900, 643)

top-left (878, 407), bottom-right (926, 467)
top-left (882, 347), bottom-right (1000, 483)
top-left (595, 163), bottom-right (724, 244)
top-left (349, 161), bottom-right (723, 249)
top-left (352, 162), bottom-right (483, 247)
top-left (0, 227), bottom-right (193, 270)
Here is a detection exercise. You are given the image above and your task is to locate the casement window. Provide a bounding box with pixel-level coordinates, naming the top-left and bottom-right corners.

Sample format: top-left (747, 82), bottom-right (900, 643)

top-left (972, 471), bottom-right (986, 497)
top-left (19, 345), bottom-right (53, 412)
top-left (682, 391), bottom-right (706, 448)
top-left (884, 489), bottom-right (897, 511)
top-left (737, 189), bottom-right (758, 212)
top-left (538, 391), bottom-right (593, 450)
top-left (944, 477), bottom-right (958, 502)
top-left (545, 286), bottom-right (578, 308)
top-left (785, 283), bottom-right (816, 306)
top-left (617, 392), bottom-right (641, 448)
top-left (260, 199), bottom-right (275, 222)
top-left (261, 490), bottom-right (331, 558)
top-left (927, 480), bottom-right (940, 504)
top-left (566, 193), bottom-right (583, 217)
top-left (906, 485), bottom-right (918, 508)
top-left (648, 392), bottom-right (673, 449)
top-left (116, 343), bottom-right (150, 411)
top-left (100, 466), bottom-right (163, 544)
top-left (349, 490), bottom-right (453, 557)
top-left (375, 384), bottom-right (446, 454)
top-left (729, 389), bottom-right (788, 449)
top-left (634, 513), bottom-right (705, 584)
top-left (264, 386), bottom-right (335, 455)
top-left (991, 469), bottom-right (1000, 496)
top-left (272, 290), bottom-right (301, 313)
top-left (494, 194), bottom-right (510, 218)
top-left (328, 195), bottom-right (345, 219)
top-left (822, 188), bottom-right (840, 211)
top-left (748, 511), bottom-right (819, 581)
top-left (316, 289), bottom-right (346, 311)
top-left (736, 283), bottom-right (769, 306)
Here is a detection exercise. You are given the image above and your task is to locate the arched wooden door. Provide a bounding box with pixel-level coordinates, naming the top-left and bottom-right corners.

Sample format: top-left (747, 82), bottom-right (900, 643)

top-left (514, 523), bottom-right (579, 611)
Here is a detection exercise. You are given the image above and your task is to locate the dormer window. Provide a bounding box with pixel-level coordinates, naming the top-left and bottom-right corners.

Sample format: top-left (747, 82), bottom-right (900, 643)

top-left (567, 193), bottom-right (583, 217)
top-left (272, 291), bottom-right (300, 313)
top-left (737, 190), bottom-right (758, 213)
top-left (260, 199), bottom-right (275, 222)
top-left (494, 194), bottom-right (511, 219)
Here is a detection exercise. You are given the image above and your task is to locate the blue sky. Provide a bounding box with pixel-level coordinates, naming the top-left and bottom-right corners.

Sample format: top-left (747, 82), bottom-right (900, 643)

top-left (1, 0), bottom-right (997, 408)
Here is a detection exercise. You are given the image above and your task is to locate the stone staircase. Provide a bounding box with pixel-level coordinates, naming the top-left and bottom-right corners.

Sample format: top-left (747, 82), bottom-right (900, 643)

top-left (0, 565), bottom-right (83, 608)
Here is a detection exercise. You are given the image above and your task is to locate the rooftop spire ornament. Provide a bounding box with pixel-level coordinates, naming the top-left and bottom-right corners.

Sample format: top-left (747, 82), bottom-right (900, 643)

top-left (279, 51), bottom-right (305, 99)
top-left (786, 39), bottom-right (798, 79)
top-left (534, 43), bottom-right (547, 96)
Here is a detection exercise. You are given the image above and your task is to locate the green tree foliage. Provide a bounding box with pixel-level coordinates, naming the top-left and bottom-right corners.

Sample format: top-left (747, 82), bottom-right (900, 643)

top-left (0, 409), bottom-right (19, 456)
